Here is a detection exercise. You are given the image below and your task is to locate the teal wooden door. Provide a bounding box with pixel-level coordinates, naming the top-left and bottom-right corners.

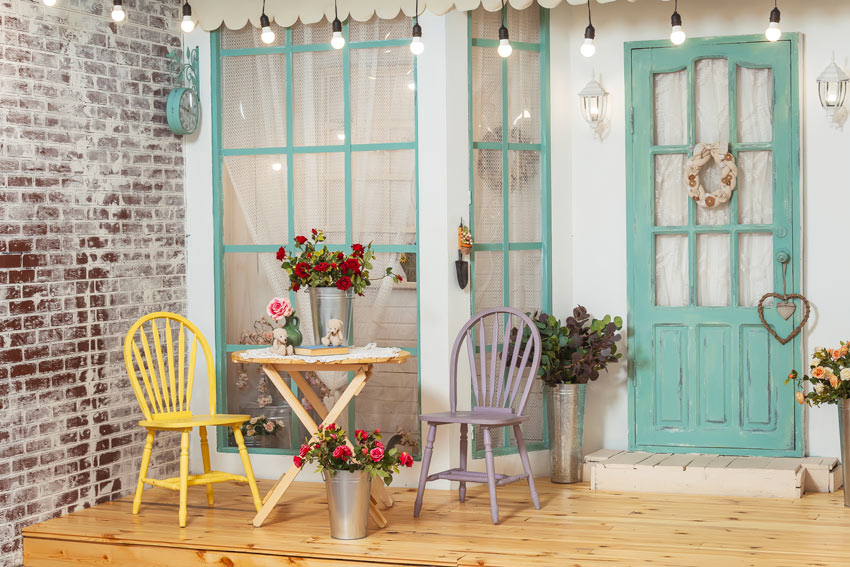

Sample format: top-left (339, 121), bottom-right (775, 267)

top-left (626, 36), bottom-right (801, 456)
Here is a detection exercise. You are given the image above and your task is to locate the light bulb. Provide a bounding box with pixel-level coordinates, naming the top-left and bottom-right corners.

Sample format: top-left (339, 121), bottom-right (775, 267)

top-left (670, 26), bottom-right (686, 45)
top-left (43, 0), bottom-right (57, 6)
top-left (410, 23), bottom-right (423, 55)
top-left (111, 1), bottom-right (125, 22)
top-left (580, 38), bottom-right (596, 58)
top-left (271, 162), bottom-right (282, 172)
top-left (261, 25), bottom-right (275, 44)
top-left (331, 31), bottom-right (345, 49)
top-left (181, 15), bottom-right (195, 33)
top-left (765, 21), bottom-right (781, 42)
top-left (497, 38), bottom-right (512, 58)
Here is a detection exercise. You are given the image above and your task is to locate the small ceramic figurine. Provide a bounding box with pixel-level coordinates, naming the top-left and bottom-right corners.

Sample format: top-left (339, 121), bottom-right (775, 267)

top-left (321, 319), bottom-right (345, 347)
top-left (270, 327), bottom-right (295, 356)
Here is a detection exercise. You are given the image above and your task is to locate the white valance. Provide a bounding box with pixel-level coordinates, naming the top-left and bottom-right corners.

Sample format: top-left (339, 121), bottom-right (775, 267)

top-left (197, 0), bottom-right (647, 32)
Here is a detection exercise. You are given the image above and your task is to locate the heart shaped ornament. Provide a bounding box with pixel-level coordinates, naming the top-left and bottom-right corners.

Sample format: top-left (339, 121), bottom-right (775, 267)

top-left (757, 293), bottom-right (811, 345)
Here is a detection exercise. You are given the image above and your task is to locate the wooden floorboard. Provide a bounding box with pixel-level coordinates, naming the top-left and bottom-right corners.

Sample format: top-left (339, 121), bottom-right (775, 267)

top-left (22, 478), bottom-right (850, 567)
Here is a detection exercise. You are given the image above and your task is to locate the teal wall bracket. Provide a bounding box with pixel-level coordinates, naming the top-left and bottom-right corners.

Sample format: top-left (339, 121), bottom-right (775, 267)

top-left (168, 46), bottom-right (200, 97)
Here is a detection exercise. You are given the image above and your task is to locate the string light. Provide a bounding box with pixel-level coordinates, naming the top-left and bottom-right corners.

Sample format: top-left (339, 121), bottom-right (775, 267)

top-left (580, 0), bottom-right (596, 58)
top-left (497, 0), bottom-right (512, 58)
top-left (111, 0), bottom-right (125, 22)
top-left (260, 0), bottom-right (275, 44)
top-left (42, 0), bottom-right (57, 6)
top-left (331, 0), bottom-right (345, 49)
top-left (410, 0), bottom-right (423, 55)
top-left (670, 0), bottom-right (686, 46)
top-left (181, 1), bottom-right (195, 33)
top-left (765, 0), bottom-right (781, 42)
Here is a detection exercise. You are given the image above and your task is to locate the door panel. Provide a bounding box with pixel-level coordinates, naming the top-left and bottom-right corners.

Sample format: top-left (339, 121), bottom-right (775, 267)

top-left (627, 37), bottom-right (801, 455)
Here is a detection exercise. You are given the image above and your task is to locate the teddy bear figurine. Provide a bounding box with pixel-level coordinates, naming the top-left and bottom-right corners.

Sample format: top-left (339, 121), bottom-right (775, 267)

top-left (321, 319), bottom-right (345, 347)
top-left (270, 327), bottom-right (295, 356)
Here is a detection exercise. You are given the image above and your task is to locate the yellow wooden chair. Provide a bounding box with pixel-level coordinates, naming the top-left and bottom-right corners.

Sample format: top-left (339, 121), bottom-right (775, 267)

top-left (124, 312), bottom-right (262, 527)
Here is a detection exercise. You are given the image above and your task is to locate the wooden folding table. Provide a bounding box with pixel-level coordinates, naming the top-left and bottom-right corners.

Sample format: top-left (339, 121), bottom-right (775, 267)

top-left (231, 348), bottom-right (411, 528)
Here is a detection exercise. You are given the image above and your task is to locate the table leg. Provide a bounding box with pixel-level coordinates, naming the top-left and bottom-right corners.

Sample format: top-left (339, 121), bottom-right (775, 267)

top-left (289, 370), bottom-right (394, 509)
top-left (253, 364), bottom-right (387, 528)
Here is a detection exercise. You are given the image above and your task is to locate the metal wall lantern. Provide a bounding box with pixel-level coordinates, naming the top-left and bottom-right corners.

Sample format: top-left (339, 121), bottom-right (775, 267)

top-left (817, 59), bottom-right (849, 117)
top-left (578, 78), bottom-right (608, 134)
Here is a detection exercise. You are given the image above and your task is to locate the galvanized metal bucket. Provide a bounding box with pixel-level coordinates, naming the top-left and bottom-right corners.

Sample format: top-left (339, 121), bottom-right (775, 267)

top-left (546, 383), bottom-right (586, 484)
top-left (839, 399), bottom-right (850, 507)
top-left (308, 287), bottom-right (354, 345)
top-left (323, 469), bottom-right (371, 539)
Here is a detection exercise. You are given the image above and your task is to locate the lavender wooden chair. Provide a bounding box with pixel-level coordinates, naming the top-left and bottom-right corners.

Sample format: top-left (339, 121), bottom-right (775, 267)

top-left (414, 307), bottom-right (542, 524)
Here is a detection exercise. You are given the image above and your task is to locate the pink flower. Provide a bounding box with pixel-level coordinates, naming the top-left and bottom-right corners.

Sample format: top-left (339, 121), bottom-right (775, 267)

top-left (299, 444), bottom-right (309, 457)
top-left (375, 440), bottom-right (384, 450)
top-left (399, 452), bottom-right (413, 467)
top-left (355, 429), bottom-right (367, 442)
top-left (266, 297), bottom-right (293, 320)
top-left (264, 422), bottom-right (275, 432)
top-left (333, 446), bottom-right (352, 460)
top-left (293, 456), bottom-right (303, 468)
top-left (369, 447), bottom-right (384, 462)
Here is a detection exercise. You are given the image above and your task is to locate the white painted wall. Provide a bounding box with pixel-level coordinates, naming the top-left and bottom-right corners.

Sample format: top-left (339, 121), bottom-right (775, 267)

top-left (183, 0), bottom-right (850, 487)
top-left (554, 0), bottom-right (850, 458)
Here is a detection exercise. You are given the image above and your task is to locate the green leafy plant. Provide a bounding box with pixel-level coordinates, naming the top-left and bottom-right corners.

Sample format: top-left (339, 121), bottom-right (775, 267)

top-left (511, 306), bottom-right (623, 386)
top-left (787, 342), bottom-right (850, 406)
top-left (294, 423), bottom-right (413, 484)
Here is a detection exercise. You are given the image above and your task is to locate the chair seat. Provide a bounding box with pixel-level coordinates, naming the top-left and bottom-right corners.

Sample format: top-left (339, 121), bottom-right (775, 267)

top-left (139, 413), bottom-right (251, 429)
top-left (419, 410), bottom-right (527, 426)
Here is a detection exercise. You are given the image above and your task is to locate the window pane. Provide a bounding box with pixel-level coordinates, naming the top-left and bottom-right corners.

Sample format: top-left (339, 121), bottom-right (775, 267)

top-left (508, 151), bottom-right (541, 241)
top-left (474, 251), bottom-right (504, 311)
top-left (655, 154), bottom-right (688, 226)
top-left (224, 253), bottom-right (290, 344)
top-left (293, 50), bottom-right (344, 147)
top-left (471, 46), bottom-right (502, 143)
top-left (223, 155), bottom-right (287, 245)
top-left (470, 7), bottom-right (502, 40)
top-left (349, 14), bottom-right (409, 42)
top-left (225, 359), bottom-right (293, 450)
top-left (222, 55), bottom-right (286, 149)
top-left (697, 233), bottom-right (730, 307)
top-left (653, 69), bottom-right (687, 146)
top-left (739, 233), bottom-right (773, 307)
top-left (292, 21), bottom-right (329, 44)
top-left (738, 67), bottom-right (773, 143)
top-left (508, 50), bottom-right (540, 144)
top-left (292, 153), bottom-right (346, 244)
top-left (655, 234), bottom-right (688, 307)
top-left (473, 149), bottom-right (503, 244)
top-left (350, 47), bottom-right (415, 144)
top-left (509, 250), bottom-right (542, 314)
top-left (738, 151), bottom-right (773, 224)
top-left (695, 58), bottom-right (730, 142)
top-left (352, 150), bottom-right (416, 245)
top-left (507, 6), bottom-right (540, 43)
top-left (222, 23), bottom-right (285, 49)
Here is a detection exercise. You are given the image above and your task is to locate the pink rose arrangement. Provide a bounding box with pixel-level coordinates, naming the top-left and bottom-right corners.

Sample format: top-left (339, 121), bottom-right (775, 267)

top-left (266, 297), bottom-right (293, 321)
top-left (788, 342), bottom-right (850, 406)
top-left (294, 423), bottom-right (412, 483)
top-left (241, 415), bottom-right (285, 438)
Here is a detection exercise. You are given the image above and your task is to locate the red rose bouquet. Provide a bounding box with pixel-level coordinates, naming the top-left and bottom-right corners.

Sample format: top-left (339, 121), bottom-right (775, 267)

top-left (277, 229), bottom-right (401, 295)
top-left (295, 423), bottom-right (413, 484)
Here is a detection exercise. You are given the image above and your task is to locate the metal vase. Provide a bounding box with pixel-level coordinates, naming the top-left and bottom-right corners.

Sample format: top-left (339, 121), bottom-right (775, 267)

top-left (546, 383), bottom-right (586, 484)
top-left (307, 287), bottom-right (354, 345)
top-left (840, 399), bottom-right (850, 507)
top-left (323, 469), bottom-right (371, 540)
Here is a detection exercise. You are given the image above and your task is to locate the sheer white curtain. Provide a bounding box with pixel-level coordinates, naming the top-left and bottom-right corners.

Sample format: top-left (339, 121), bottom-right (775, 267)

top-left (654, 59), bottom-right (774, 309)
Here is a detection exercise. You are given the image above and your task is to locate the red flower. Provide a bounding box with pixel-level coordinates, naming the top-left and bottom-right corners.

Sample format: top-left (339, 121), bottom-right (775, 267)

top-left (375, 428), bottom-right (380, 435)
top-left (291, 283), bottom-right (300, 292)
top-left (295, 235), bottom-right (308, 245)
top-left (337, 252), bottom-right (345, 262)
top-left (295, 262), bottom-right (310, 278)
top-left (336, 276), bottom-right (352, 291)
top-left (375, 440), bottom-right (384, 450)
top-left (333, 446), bottom-right (353, 460)
top-left (351, 243), bottom-right (365, 257)
top-left (397, 275), bottom-right (403, 282)
top-left (355, 429), bottom-right (367, 442)
top-left (293, 456), bottom-right (303, 468)
top-left (369, 447), bottom-right (384, 462)
top-left (314, 262), bottom-right (331, 272)
top-left (327, 423), bottom-right (337, 430)
top-left (299, 444), bottom-right (309, 458)
top-left (276, 246), bottom-right (286, 261)
top-left (311, 228), bottom-right (318, 236)
top-left (399, 452), bottom-right (413, 467)
top-left (343, 258), bottom-right (361, 274)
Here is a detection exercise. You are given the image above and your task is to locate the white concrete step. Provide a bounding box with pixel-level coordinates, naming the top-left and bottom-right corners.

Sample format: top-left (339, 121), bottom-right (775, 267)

top-left (583, 450), bottom-right (843, 499)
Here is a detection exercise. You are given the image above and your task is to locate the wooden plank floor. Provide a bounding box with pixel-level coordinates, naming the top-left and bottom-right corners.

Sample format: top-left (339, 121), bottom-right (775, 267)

top-left (23, 478), bottom-right (850, 567)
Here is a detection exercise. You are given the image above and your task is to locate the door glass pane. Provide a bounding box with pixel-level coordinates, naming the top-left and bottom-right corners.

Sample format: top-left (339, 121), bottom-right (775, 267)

top-left (508, 151), bottom-right (541, 240)
top-left (695, 58), bottom-right (729, 142)
top-left (222, 55), bottom-right (286, 149)
top-left (508, 50), bottom-right (541, 143)
top-left (738, 67), bottom-right (773, 143)
top-left (739, 233), bottom-right (773, 307)
top-left (655, 154), bottom-right (687, 226)
top-left (352, 150), bottom-right (416, 245)
top-left (292, 50), bottom-right (344, 146)
top-left (471, 47), bottom-right (503, 143)
top-left (473, 149), bottom-right (503, 244)
top-left (351, 47), bottom-right (415, 144)
top-left (655, 234), bottom-right (688, 307)
top-left (738, 151), bottom-right (773, 224)
top-left (509, 250), bottom-right (542, 314)
top-left (695, 156), bottom-right (731, 226)
top-left (697, 233), bottom-right (730, 307)
top-left (292, 153), bottom-right (346, 243)
top-left (223, 155), bottom-right (288, 245)
top-left (473, 251), bottom-right (504, 311)
top-left (653, 69), bottom-right (687, 146)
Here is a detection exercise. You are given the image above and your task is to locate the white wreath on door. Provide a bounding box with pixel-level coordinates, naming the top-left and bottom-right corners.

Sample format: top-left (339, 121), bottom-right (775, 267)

top-left (685, 142), bottom-right (738, 208)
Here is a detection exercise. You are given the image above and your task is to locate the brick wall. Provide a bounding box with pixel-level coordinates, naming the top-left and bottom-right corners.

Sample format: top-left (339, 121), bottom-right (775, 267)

top-left (0, 1), bottom-right (185, 564)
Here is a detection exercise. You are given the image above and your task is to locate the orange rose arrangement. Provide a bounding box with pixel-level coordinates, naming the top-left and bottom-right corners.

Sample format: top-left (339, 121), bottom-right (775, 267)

top-left (788, 342), bottom-right (850, 405)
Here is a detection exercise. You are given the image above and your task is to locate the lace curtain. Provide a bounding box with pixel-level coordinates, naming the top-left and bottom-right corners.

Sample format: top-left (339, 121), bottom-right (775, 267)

top-left (654, 59), bottom-right (774, 309)
top-left (220, 17), bottom-right (419, 453)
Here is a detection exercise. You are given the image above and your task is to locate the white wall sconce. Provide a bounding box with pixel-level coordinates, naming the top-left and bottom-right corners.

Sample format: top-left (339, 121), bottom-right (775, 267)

top-left (579, 78), bottom-right (609, 138)
top-left (817, 59), bottom-right (849, 117)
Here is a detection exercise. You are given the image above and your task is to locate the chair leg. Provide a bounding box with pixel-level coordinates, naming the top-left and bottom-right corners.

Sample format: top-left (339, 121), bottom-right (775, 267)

top-left (179, 430), bottom-right (190, 528)
top-left (199, 426), bottom-right (214, 507)
top-left (513, 424), bottom-right (540, 510)
top-left (232, 426), bottom-right (262, 512)
top-left (482, 427), bottom-right (499, 524)
top-left (132, 430), bottom-right (155, 515)
top-left (458, 423), bottom-right (468, 503)
top-left (414, 423), bottom-right (437, 518)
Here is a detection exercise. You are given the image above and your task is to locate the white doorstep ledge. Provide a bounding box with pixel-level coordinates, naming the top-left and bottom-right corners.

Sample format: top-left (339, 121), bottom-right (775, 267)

top-left (583, 450), bottom-right (843, 499)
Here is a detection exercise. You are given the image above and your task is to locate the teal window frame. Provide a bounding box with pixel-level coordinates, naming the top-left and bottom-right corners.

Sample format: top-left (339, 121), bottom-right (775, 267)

top-left (467, 8), bottom-right (552, 458)
top-left (210, 23), bottom-right (421, 456)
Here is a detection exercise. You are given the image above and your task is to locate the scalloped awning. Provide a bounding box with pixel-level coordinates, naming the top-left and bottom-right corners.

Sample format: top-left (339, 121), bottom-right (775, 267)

top-left (197, 0), bottom-right (649, 32)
